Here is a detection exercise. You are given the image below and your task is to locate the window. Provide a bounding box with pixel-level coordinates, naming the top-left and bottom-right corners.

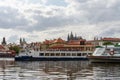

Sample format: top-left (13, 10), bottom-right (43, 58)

top-left (56, 53), bottom-right (60, 56)
top-left (72, 53), bottom-right (76, 56)
top-left (61, 53), bottom-right (65, 56)
top-left (67, 53), bottom-right (70, 56)
top-left (39, 53), bottom-right (44, 56)
top-left (51, 53), bottom-right (55, 56)
top-left (77, 53), bottom-right (81, 56)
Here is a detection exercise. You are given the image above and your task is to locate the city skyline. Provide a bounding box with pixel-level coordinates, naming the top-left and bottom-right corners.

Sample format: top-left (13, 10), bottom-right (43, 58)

top-left (0, 0), bottom-right (120, 43)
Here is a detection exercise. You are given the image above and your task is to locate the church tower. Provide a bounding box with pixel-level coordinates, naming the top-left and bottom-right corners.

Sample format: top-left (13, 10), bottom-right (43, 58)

top-left (1, 37), bottom-right (7, 46)
top-left (67, 32), bottom-right (83, 41)
top-left (20, 38), bottom-right (27, 46)
top-left (70, 31), bottom-right (74, 40)
top-left (67, 34), bottom-right (70, 41)
top-left (23, 38), bottom-right (26, 44)
top-left (20, 38), bottom-right (22, 45)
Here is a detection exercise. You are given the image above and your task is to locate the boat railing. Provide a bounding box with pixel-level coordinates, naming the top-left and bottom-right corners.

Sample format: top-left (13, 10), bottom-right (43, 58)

top-left (39, 50), bottom-right (93, 54)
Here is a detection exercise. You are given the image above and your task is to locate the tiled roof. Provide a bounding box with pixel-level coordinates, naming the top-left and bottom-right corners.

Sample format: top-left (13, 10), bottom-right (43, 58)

top-left (67, 40), bottom-right (85, 45)
top-left (102, 38), bottom-right (120, 41)
top-left (0, 45), bottom-right (5, 50)
top-left (43, 40), bottom-right (51, 44)
top-left (43, 38), bottom-right (65, 44)
top-left (50, 44), bottom-right (64, 48)
top-left (53, 38), bottom-right (65, 43)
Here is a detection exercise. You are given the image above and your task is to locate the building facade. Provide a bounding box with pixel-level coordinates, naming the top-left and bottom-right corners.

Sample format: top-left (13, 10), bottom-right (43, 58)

top-left (89, 37), bottom-right (120, 46)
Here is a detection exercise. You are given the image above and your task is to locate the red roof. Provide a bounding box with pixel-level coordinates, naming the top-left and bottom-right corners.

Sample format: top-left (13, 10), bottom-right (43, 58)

top-left (67, 40), bottom-right (86, 45)
top-left (0, 45), bottom-right (5, 50)
top-left (43, 38), bottom-right (65, 44)
top-left (50, 44), bottom-right (64, 48)
top-left (53, 38), bottom-right (65, 43)
top-left (102, 38), bottom-right (120, 41)
top-left (43, 40), bottom-right (51, 44)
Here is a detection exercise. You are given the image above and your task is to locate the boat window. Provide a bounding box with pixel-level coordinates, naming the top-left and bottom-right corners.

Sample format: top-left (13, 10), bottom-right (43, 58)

top-left (88, 53), bottom-right (92, 55)
top-left (72, 53), bottom-right (76, 56)
top-left (113, 48), bottom-right (120, 54)
top-left (77, 53), bottom-right (81, 56)
top-left (95, 48), bottom-right (105, 54)
top-left (45, 53), bottom-right (49, 56)
top-left (56, 53), bottom-right (60, 56)
top-left (39, 53), bottom-right (44, 56)
top-left (61, 53), bottom-right (65, 56)
top-left (67, 53), bottom-right (70, 56)
top-left (51, 53), bottom-right (55, 56)
top-left (82, 53), bottom-right (87, 56)
top-left (102, 53), bottom-right (108, 55)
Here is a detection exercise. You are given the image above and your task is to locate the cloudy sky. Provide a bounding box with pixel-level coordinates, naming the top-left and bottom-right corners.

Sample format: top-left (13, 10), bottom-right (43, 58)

top-left (0, 0), bottom-right (120, 43)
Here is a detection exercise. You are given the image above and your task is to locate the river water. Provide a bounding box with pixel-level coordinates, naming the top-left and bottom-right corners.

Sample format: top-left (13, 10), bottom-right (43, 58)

top-left (0, 60), bottom-right (120, 80)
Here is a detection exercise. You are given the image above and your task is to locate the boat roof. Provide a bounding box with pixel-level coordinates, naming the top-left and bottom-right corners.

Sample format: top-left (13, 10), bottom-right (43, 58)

top-left (98, 46), bottom-right (120, 49)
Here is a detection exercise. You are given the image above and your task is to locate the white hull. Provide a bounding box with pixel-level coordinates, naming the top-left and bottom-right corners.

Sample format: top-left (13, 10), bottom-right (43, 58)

top-left (16, 50), bottom-right (93, 61)
top-left (88, 56), bottom-right (120, 62)
top-left (87, 46), bottom-right (120, 63)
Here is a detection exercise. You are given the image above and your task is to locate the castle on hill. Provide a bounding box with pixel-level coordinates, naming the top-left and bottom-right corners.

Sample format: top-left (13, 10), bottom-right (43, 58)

top-left (67, 32), bottom-right (83, 41)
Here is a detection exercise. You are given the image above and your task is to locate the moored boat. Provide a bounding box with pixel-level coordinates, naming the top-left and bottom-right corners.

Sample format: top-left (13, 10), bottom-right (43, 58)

top-left (15, 49), bottom-right (93, 61)
top-left (0, 51), bottom-right (15, 58)
top-left (87, 46), bottom-right (120, 62)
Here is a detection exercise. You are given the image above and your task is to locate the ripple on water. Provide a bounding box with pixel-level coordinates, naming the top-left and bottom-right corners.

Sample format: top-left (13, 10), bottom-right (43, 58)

top-left (0, 61), bottom-right (120, 80)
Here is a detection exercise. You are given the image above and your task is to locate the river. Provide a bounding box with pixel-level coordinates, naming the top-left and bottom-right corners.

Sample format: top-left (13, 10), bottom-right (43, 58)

top-left (0, 60), bottom-right (120, 80)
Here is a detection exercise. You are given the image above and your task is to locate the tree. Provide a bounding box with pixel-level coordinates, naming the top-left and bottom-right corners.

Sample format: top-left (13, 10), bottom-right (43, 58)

top-left (115, 43), bottom-right (120, 47)
top-left (95, 46), bottom-right (103, 48)
top-left (9, 46), bottom-right (20, 54)
top-left (103, 41), bottom-right (113, 48)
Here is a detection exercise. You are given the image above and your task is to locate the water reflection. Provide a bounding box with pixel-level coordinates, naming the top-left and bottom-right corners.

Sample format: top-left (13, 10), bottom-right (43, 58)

top-left (92, 63), bottom-right (120, 80)
top-left (15, 61), bottom-right (91, 80)
top-left (0, 60), bottom-right (120, 80)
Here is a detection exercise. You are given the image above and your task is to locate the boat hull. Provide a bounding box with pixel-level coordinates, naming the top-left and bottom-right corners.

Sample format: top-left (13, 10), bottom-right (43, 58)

top-left (0, 53), bottom-right (15, 58)
top-left (87, 56), bottom-right (120, 62)
top-left (15, 56), bottom-right (88, 61)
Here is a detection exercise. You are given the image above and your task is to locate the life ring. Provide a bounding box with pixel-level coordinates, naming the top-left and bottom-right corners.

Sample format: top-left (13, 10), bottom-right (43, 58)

top-left (109, 50), bottom-right (114, 55)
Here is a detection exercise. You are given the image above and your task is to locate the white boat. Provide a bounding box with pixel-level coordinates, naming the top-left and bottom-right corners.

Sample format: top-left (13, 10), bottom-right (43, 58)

top-left (15, 49), bottom-right (93, 61)
top-left (87, 46), bottom-right (120, 62)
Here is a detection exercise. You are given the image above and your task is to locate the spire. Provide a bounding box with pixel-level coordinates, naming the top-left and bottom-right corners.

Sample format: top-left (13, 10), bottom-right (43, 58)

top-left (70, 31), bottom-right (74, 40)
top-left (20, 38), bottom-right (27, 46)
top-left (23, 38), bottom-right (27, 44)
top-left (75, 33), bottom-right (77, 40)
top-left (2, 37), bottom-right (6, 45)
top-left (67, 34), bottom-right (70, 41)
top-left (20, 38), bottom-right (22, 44)
top-left (23, 38), bottom-right (25, 43)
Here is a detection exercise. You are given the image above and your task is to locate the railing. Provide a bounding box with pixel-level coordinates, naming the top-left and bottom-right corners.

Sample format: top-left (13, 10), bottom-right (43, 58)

top-left (39, 51), bottom-right (93, 54)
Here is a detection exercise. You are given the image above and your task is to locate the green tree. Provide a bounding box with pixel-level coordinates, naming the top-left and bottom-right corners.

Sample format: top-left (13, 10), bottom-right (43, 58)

top-left (103, 41), bottom-right (113, 48)
top-left (9, 46), bottom-right (20, 54)
top-left (115, 43), bottom-right (120, 47)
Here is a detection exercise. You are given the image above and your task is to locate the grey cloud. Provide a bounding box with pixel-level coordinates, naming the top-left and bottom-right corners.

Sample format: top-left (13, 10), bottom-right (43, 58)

top-left (99, 28), bottom-right (120, 37)
top-left (30, 0), bottom-right (120, 31)
top-left (24, 9), bottom-right (78, 31)
top-left (31, 15), bottom-right (82, 31)
top-left (95, 23), bottom-right (120, 37)
top-left (0, 0), bottom-right (120, 34)
top-left (28, 34), bottom-right (39, 38)
top-left (45, 30), bottom-right (66, 34)
top-left (0, 7), bottom-right (29, 29)
top-left (76, 0), bottom-right (120, 24)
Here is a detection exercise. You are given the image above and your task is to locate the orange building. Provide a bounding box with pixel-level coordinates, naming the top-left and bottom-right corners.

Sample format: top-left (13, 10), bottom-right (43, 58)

top-left (42, 38), bottom-right (95, 51)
